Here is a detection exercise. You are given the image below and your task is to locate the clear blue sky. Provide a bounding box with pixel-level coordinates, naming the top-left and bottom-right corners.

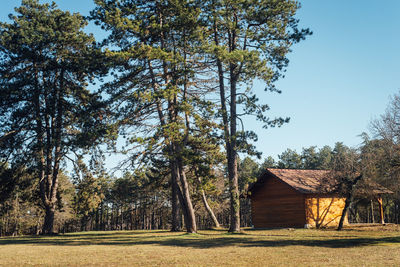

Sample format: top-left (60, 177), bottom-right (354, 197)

top-left (1, 0), bottom-right (399, 166)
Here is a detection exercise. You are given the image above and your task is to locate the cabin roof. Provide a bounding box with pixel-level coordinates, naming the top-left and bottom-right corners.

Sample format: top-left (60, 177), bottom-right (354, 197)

top-left (265, 168), bottom-right (332, 194)
top-left (249, 168), bottom-right (392, 195)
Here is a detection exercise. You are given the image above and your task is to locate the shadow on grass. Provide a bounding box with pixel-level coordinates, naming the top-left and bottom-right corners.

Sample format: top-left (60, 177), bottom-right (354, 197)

top-left (0, 231), bottom-right (399, 249)
top-left (62, 230), bottom-right (170, 237)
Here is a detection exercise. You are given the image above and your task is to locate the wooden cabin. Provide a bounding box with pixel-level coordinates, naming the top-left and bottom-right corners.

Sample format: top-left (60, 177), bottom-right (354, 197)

top-left (248, 168), bottom-right (391, 228)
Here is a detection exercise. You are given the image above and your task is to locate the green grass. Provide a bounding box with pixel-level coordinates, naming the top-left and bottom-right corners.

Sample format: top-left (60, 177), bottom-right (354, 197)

top-left (0, 225), bottom-right (399, 266)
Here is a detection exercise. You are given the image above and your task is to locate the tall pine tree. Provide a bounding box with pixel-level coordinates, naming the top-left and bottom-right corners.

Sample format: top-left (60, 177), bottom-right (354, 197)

top-left (91, 0), bottom-right (210, 233)
top-left (203, 0), bottom-right (311, 232)
top-left (0, 0), bottom-right (108, 234)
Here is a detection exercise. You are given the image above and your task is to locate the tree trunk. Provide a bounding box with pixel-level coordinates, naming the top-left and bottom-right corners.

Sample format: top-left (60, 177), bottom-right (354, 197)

top-left (228, 64), bottom-right (240, 233)
top-left (196, 174), bottom-right (220, 228)
top-left (200, 189), bottom-right (220, 228)
top-left (337, 175), bottom-right (363, 231)
top-left (177, 159), bottom-right (197, 233)
top-left (370, 199), bottom-right (375, 223)
top-left (172, 160), bottom-right (189, 230)
top-left (213, 18), bottom-right (240, 233)
top-left (42, 205), bottom-right (55, 234)
top-left (377, 196), bottom-right (385, 224)
top-left (171, 173), bottom-right (181, 231)
top-left (337, 195), bottom-right (351, 231)
top-left (228, 156), bottom-right (240, 232)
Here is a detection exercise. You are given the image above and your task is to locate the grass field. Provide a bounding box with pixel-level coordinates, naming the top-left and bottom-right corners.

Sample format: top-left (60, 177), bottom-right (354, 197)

top-left (0, 225), bottom-right (399, 266)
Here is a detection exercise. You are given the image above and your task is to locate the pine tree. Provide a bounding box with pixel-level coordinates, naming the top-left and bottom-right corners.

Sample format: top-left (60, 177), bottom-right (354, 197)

top-left (0, 0), bottom-right (108, 234)
top-left (91, 0), bottom-right (210, 233)
top-left (203, 0), bottom-right (311, 232)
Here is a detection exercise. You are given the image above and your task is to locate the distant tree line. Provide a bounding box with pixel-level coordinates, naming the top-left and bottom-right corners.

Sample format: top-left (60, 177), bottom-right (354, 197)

top-left (259, 139), bottom-right (400, 226)
top-left (2, 125), bottom-right (400, 235)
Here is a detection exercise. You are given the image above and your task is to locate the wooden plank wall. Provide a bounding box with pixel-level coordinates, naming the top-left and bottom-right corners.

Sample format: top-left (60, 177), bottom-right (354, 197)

top-left (305, 196), bottom-right (348, 228)
top-left (250, 174), bottom-right (306, 228)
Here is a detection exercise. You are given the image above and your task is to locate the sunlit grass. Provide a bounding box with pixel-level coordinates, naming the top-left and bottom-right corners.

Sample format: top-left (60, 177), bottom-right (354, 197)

top-left (0, 225), bottom-right (399, 266)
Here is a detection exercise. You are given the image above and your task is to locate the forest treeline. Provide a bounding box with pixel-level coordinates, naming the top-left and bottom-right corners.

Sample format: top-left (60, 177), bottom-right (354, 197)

top-left (0, 0), bottom-right (399, 236)
top-left (2, 136), bottom-right (400, 236)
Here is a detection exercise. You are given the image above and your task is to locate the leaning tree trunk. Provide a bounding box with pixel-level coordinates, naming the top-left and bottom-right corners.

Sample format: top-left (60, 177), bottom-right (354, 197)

top-left (166, 86), bottom-right (197, 233)
top-left (177, 159), bottom-right (197, 233)
top-left (337, 175), bottom-right (363, 231)
top-left (171, 160), bottom-right (190, 231)
top-left (337, 195), bottom-right (352, 231)
top-left (195, 173), bottom-right (220, 228)
top-left (200, 188), bottom-right (220, 228)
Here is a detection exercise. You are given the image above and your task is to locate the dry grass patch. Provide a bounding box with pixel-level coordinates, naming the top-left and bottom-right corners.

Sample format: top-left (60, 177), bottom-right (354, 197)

top-left (0, 225), bottom-right (399, 266)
